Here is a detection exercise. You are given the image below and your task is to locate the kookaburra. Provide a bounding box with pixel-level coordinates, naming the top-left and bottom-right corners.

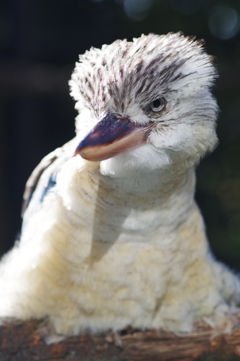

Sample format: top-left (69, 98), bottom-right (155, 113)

top-left (0, 33), bottom-right (240, 338)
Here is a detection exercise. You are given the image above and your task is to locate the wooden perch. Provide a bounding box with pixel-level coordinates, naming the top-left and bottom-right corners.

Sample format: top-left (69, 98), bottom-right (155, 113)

top-left (1, 316), bottom-right (240, 361)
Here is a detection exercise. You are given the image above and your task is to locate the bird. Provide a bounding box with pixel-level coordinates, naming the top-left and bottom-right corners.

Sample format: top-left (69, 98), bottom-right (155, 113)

top-left (0, 33), bottom-right (240, 340)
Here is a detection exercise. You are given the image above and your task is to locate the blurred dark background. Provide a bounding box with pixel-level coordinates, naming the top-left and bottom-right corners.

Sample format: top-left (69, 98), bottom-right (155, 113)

top-left (0, 0), bottom-right (240, 270)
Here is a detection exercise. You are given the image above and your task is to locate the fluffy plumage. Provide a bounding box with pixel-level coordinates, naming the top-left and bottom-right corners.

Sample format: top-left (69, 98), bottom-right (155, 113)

top-left (0, 33), bottom-right (240, 337)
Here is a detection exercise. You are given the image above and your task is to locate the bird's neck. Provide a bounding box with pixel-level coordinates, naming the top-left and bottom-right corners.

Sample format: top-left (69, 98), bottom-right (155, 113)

top-left (59, 158), bottom-right (197, 240)
top-left (87, 161), bottom-right (196, 215)
top-left (83, 162), bottom-right (197, 238)
top-left (98, 162), bottom-right (195, 197)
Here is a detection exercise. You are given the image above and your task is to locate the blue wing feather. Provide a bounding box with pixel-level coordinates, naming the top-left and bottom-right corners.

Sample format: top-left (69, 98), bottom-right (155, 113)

top-left (39, 173), bottom-right (57, 203)
top-left (21, 139), bottom-right (76, 221)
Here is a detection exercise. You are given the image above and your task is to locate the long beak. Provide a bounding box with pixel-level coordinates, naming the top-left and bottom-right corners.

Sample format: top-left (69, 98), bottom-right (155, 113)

top-left (74, 113), bottom-right (155, 162)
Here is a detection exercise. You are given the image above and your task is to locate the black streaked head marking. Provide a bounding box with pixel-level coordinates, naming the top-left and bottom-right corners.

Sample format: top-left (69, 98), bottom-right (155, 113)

top-left (70, 33), bottom-right (217, 120)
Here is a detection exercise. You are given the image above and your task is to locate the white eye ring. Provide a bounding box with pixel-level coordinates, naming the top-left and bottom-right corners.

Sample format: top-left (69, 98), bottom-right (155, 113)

top-left (150, 98), bottom-right (165, 112)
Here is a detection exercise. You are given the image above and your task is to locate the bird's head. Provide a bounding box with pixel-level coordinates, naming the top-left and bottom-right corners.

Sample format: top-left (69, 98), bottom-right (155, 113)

top-left (70, 33), bottom-right (218, 177)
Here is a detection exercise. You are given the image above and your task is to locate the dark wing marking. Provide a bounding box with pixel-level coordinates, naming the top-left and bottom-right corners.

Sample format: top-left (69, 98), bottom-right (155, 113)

top-left (21, 152), bottom-right (59, 216)
top-left (39, 173), bottom-right (57, 203)
top-left (21, 139), bottom-right (76, 216)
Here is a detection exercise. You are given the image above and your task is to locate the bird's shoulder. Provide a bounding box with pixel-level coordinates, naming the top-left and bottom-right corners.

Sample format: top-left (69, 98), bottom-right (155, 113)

top-left (21, 138), bottom-right (76, 217)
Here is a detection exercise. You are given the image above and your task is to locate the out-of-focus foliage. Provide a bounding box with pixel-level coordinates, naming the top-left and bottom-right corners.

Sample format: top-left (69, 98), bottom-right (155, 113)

top-left (0, 0), bottom-right (240, 269)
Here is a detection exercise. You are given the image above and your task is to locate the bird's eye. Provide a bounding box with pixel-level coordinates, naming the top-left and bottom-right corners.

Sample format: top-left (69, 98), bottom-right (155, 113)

top-left (150, 98), bottom-right (165, 112)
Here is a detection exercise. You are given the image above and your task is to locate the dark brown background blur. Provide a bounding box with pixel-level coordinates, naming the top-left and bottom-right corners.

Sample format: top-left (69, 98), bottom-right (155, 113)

top-left (0, 0), bottom-right (240, 270)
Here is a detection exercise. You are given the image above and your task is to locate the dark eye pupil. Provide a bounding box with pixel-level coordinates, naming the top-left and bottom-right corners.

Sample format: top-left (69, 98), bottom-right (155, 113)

top-left (153, 99), bottom-right (161, 108)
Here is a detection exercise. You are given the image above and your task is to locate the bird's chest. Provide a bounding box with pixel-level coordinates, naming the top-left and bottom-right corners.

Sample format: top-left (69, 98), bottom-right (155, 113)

top-left (53, 191), bottom-right (198, 293)
top-left (42, 201), bottom-right (204, 326)
top-left (26, 165), bottom-right (207, 331)
top-left (50, 162), bottom-right (200, 305)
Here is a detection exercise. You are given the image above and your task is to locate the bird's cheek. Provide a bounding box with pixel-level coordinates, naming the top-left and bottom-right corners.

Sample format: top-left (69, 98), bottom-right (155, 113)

top-left (147, 128), bottom-right (163, 148)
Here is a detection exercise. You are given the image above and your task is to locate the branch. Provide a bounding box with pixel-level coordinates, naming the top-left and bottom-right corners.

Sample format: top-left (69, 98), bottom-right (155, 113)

top-left (1, 315), bottom-right (240, 361)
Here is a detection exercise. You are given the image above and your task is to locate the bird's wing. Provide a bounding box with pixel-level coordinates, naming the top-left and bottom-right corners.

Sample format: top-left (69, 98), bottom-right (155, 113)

top-left (21, 138), bottom-right (76, 217)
